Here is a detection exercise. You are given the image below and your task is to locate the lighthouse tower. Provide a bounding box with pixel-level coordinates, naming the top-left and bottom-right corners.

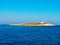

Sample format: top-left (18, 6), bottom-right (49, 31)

top-left (39, 21), bottom-right (46, 24)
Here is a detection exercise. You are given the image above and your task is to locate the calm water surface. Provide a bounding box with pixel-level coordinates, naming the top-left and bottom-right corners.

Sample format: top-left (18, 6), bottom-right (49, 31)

top-left (0, 25), bottom-right (60, 45)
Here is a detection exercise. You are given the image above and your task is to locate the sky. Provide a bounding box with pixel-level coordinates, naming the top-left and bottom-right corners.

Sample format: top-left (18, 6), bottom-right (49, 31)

top-left (0, 0), bottom-right (60, 24)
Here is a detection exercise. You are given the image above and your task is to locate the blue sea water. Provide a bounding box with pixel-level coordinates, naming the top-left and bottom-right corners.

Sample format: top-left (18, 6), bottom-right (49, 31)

top-left (0, 25), bottom-right (60, 45)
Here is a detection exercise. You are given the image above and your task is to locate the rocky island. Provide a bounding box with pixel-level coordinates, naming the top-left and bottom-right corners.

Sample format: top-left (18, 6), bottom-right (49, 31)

top-left (9, 21), bottom-right (55, 26)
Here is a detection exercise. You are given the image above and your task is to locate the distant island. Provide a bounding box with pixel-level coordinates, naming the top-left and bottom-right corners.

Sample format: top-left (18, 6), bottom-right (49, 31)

top-left (9, 21), bottom-right (55, 26)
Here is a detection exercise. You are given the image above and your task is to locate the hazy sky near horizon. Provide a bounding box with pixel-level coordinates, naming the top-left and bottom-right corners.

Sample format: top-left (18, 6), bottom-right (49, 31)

top-left (0, 0), bottom-right (60, 24)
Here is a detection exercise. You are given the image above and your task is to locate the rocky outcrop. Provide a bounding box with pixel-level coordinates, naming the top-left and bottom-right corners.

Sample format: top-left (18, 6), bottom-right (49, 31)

top-left (9, 22), bottom-right (55, 26)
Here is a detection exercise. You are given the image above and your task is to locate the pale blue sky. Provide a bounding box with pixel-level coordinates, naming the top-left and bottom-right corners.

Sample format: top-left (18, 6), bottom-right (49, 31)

top-left (0, 0), bottom-right (60, 24)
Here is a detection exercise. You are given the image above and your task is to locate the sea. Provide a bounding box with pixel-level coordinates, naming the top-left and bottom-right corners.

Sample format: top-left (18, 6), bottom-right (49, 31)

top-left (0, 24), bottom-right (60, 45)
